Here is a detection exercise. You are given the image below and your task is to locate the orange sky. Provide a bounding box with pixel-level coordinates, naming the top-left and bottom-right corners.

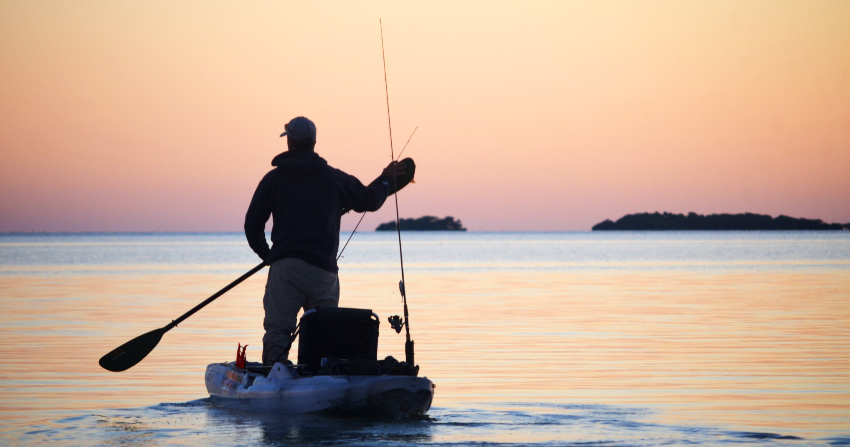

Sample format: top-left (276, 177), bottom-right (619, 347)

top-left (1, 1), bottom-right (848, 232)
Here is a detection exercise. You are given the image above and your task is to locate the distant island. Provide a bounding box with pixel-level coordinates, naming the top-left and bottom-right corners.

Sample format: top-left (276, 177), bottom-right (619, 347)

top-left (592, 212), bottom-right (850, 231)
top-left (376, 216), bottom-right (467, 231)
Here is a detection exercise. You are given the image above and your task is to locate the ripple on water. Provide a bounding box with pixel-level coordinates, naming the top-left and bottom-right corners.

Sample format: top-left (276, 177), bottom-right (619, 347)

top-left (10, 400), bottom-right (829, 447)
top-left (2, 233), bottom-right (848, 446)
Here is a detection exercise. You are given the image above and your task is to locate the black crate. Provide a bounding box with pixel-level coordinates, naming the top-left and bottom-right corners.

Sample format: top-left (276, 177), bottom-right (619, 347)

top-left (297, 307), bottom-right (379, 373)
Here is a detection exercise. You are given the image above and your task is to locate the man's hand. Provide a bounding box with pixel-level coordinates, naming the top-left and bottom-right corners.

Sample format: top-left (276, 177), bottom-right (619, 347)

top-left (381, 160), bottom-right (407, 178)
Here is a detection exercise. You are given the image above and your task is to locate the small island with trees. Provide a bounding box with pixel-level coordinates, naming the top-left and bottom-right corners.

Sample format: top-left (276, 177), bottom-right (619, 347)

top-left (592, 212), bottom-right (850, 231)
top-left (376, 216), bottom-right (467, 231)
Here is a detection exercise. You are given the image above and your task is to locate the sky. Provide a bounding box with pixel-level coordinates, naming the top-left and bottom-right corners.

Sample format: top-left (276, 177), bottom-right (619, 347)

top-left (1, 0), bottom-right (848, 232)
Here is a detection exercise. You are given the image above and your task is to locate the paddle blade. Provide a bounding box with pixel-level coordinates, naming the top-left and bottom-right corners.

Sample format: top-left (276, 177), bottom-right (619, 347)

top-left (99, 327), bottom-right (166, 372)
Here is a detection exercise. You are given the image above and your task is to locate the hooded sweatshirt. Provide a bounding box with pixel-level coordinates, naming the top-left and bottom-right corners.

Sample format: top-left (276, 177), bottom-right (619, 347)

top-left (244, 151), bottom-right (391, 273)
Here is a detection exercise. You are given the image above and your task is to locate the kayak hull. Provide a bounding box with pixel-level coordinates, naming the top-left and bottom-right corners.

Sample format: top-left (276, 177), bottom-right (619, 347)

top-left (205, 362), bottom-right (434, 418)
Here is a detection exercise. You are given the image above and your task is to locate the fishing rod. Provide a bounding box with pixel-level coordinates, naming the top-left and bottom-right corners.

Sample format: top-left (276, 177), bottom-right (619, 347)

top-left (336, 126), bottom-right (417, 262)
top-left (380, 19), bottom-right (415, 366)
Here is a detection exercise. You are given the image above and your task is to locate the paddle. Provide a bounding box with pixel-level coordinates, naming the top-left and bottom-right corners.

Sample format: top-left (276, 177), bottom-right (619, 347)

top-left (99, 261), bottom-right (268, 372)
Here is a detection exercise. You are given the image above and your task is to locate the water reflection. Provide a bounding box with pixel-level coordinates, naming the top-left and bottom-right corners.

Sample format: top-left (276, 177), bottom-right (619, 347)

top-left (1, 232), bottom-right (848, 445)
top-left (89, 399), bottom-right (435, 446)
top-left (35, 400), bottom-right (816, 446)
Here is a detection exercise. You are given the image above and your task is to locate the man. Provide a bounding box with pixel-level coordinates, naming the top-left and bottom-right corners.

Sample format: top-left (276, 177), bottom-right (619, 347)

top-left (244, 116), bottom-right (405, 367)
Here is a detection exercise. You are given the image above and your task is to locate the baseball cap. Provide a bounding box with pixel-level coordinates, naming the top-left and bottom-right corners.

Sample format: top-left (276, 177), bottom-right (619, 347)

top-left (280, 116), bottom-right (316, 142)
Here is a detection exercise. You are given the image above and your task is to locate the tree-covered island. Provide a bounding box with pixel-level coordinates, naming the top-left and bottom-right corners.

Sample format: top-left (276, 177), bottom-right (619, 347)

top-left (376, 216), bottom-right (467, 231)
top-left (592, 212), bottom-right (850, 231)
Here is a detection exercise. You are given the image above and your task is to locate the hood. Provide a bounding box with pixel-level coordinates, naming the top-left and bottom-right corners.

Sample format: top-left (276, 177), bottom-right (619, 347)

top-left (271, 151), bottom-right (328, 175)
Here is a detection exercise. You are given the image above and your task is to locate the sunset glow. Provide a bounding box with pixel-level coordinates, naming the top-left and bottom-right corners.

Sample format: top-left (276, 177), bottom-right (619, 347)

top-left (2, 1), bottom-right (848, 231)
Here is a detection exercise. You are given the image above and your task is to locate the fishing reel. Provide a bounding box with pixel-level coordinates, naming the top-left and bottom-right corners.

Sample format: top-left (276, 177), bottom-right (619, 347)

top-left (388, 315), bottom-right (406, 334)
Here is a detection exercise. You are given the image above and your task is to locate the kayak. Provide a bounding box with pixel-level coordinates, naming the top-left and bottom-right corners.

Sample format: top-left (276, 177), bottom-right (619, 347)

top-left (205, 307), bottom-right (434, 418)
top-left (205, 361), bottom-right (434, 418)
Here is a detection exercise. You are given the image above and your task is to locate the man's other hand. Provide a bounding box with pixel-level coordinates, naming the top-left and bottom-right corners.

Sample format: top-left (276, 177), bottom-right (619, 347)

top-left (382, 160), bottom-right (407, 178)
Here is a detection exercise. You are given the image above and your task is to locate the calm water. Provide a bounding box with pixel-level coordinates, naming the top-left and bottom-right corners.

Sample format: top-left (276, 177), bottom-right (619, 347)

top-left (1, 231), bottom-right (848, 446)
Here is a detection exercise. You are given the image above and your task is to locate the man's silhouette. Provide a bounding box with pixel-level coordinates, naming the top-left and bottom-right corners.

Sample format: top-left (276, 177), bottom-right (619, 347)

top-left (244, 116), bottom-right (405, 366)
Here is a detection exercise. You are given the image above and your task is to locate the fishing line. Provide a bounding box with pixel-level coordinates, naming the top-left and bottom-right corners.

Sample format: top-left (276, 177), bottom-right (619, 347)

top-left (396, 126), bottom-right (417, 161)
top-left (336, 212), bottom-right (366, 261)
top-left (336, 126), bottom-right (417, 262)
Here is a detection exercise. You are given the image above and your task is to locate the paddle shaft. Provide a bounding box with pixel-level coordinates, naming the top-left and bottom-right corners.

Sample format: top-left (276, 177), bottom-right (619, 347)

top-left (164, 261), bottom-right (267, 331)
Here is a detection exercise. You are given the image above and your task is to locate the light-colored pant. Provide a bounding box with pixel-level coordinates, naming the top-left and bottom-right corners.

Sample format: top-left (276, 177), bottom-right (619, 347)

top-left (262, 258), bottom-right (339, 366)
